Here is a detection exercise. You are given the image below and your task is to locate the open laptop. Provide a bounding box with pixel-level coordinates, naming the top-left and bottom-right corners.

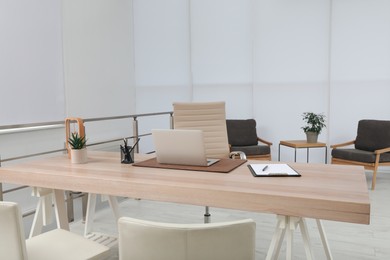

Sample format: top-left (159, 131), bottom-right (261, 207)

top-left (152, 129), bottom-right (220, 166)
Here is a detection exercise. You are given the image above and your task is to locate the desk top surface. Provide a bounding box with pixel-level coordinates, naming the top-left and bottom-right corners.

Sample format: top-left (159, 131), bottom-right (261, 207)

top-left (0, 151), bottom-right (370, 224)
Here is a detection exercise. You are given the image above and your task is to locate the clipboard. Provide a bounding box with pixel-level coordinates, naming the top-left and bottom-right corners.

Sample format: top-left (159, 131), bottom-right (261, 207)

top-left (247, 164), bottom-right (301, 177)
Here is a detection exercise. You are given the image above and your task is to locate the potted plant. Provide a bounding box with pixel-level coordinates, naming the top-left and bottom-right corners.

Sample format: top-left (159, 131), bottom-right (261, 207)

top-left (68, 132), bottom-right (87, 163)
top-left (301, 112), bottom-right (326, 143)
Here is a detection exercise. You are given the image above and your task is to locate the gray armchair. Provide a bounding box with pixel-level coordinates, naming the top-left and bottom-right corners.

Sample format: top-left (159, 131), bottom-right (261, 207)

top-left (226, 119), bottom-right (272, 160)
top-left (331, 119), bottom-right (390, 190)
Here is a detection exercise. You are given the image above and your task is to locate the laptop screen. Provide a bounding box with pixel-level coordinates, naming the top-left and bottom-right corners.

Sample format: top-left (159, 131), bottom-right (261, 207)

top-left (152, 129), bottom-right (219, 166)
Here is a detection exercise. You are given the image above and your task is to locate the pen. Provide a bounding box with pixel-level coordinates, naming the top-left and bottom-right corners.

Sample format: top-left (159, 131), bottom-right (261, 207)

top-left (262, 165), bottom-right (268, 171)
top-left (129, 138), bottom-right (140, 153)
top-left (120, 145), bottom-right (126, 154)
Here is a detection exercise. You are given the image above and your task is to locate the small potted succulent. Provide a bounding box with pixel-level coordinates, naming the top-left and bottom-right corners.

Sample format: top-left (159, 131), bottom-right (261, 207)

top-left (301, 112), bottom-right (326, 143)
top-left (68, 132), bottom-right (87, 163)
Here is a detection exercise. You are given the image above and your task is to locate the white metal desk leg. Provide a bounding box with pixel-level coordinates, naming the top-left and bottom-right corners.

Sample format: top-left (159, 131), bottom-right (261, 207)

top-left (29, 196), bottom-right (44, 238)
top-left (53, 189), bottom-right (69, 230)
top-left (316, 219), bottom-right (333, 260)
top-left (30, 189), bottom-right (54, 237)
top-left (299, 218), bottom-right (315, 260)
top-left (285, 217), bottom-right (296, 260)
top-left (84, 193), bottom-right (97, 236)
top-left (107, 195), bottom-right (121, 220)
top-left (266, 215), bottom-right (287, 260)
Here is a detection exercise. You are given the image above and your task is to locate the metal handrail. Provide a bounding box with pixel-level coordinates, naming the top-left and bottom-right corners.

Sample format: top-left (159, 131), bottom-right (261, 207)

top-left (0, 111), bottom-right (173, 205)
top-left (0, 111), bottom-right (173, 131)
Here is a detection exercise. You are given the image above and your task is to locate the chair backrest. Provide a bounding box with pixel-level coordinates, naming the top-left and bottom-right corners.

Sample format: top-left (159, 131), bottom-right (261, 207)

top-left (0, 201), bottom-right (28, 260)
top-left (118, 217), bottom-right (256, 260)
top-left (173, 101), bottom-right (230, 159)
top-left (355, 119), bottom-right (390, 151)
top-left (226, 119), bottom-right (258, 146)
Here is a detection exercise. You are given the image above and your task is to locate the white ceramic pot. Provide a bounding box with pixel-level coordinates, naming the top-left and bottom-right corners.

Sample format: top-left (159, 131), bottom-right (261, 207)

top-left (70, 148), bottom-right (87, 164)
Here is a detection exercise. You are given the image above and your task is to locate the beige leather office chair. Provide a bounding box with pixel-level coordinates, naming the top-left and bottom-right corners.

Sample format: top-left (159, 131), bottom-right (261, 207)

top-left (0, 201), bottom-right (110, 260)
top-left (118, 217), bottom-right (256, 260)
top-left (173, 101), bottom-right (246, 160)
top-left (173, 101), bottom-right (246, 221)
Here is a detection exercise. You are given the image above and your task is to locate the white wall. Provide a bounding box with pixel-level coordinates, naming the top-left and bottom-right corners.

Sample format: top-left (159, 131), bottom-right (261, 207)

top-left (134, 0), bottom-right (390, 162)
top-left (1, 0), bottom-right (390, 233)
top-left (329, 0), bottom-right (390, 146)
top-left (1, 1), bottom-right (139, 220)
top-left (1, 0), bottom-right (390, 161)
top-left (0, 0), bottom-right (65, 125)
top-left (62, 0), bottom-right (136, 144)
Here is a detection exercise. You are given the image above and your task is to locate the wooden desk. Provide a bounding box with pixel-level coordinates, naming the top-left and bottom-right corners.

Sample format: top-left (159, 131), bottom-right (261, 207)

top-left (279, 140), bottom-right (328, 163)
top-left (0, 151), bottom-right (370, 259)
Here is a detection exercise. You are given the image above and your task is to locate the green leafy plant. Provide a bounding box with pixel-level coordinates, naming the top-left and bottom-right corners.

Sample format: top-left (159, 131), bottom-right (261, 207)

top-left (68, 132), bottom-right (87, 149)
top-left (301, 112), bottom-right (326, 134)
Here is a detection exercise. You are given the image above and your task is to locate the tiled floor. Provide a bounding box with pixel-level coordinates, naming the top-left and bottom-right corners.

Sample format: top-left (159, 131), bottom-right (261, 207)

top-left (70, 171), bottom-right (390, 260)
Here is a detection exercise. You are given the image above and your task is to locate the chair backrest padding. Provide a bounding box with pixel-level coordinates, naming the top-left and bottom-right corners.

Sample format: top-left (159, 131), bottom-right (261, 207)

top-left (226, 119), bottom-right (258, 146)
top-left (355, 120), bottom-right (390, 151)
top-left (173, 102), bottom-right (230, 159)
top-left (0, 202), bottom-right (28, 260)
top-left (118, 217), bottom-right (256, 260)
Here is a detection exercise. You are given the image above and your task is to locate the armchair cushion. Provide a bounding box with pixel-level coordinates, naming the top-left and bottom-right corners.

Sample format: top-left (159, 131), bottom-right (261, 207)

top-left (332, 148), bottom-right (390, 163)
top-left (355, 120), bottom-right (390, 151)
top-left (226, 119), bottom-right (258, 146)
top-left (230, 145), bottom-right (270, 156)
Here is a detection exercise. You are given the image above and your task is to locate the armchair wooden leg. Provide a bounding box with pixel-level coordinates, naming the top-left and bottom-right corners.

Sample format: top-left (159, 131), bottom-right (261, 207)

top-left (372, 156), bottom-right (381, 190)
top-left (372, 167), bottom-right (379, 190)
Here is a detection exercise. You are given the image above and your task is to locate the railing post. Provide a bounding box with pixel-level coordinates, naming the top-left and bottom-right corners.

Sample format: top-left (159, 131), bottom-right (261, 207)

top-left (132, 116), bottom-right (139, 153)
top-left (0, 155), bottom-right (3, 201)
top-left (170, 112), bottom-right (174, 129)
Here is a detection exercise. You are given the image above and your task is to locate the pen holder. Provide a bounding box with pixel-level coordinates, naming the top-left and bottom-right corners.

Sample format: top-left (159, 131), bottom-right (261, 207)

top-left (121, 145), bottom-right (134, 164)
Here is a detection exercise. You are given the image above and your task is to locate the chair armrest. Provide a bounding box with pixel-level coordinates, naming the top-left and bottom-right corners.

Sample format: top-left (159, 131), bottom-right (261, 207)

top-left (257, 137), bottom-right (272, 146)
top-left (330, 140), bottom-right (355, 149)
top-left (375, 147), bottom-right (390, 154)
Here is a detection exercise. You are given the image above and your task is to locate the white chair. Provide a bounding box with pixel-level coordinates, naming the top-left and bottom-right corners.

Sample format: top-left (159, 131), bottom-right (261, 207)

top-left (118, 217), bottom-right (256, 260)
top-left (0, 201), bottom-right (110, 260)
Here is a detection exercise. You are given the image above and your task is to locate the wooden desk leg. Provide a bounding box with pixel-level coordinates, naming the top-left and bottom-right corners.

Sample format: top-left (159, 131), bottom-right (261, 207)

top-left (53, 189), bottom-right (70, 231)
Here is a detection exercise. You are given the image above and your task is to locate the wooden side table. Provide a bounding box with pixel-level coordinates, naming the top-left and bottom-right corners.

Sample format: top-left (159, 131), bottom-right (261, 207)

top-left (278, 140), bottom-right (327, 163)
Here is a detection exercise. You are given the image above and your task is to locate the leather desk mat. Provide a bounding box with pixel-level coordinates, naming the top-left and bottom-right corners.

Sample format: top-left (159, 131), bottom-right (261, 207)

top-left (132, 157), bottom-right (247, 173)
